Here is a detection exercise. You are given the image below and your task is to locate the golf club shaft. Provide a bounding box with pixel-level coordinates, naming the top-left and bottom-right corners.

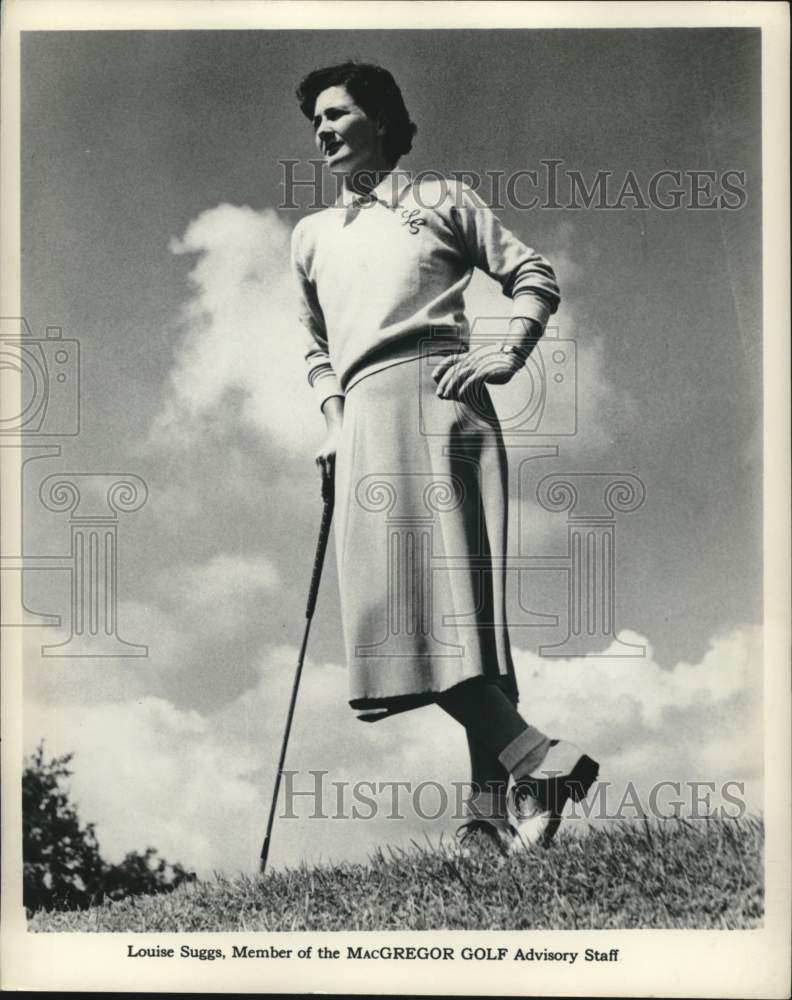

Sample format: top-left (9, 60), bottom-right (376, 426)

top-left (259, 487), bottom-right (334, 874)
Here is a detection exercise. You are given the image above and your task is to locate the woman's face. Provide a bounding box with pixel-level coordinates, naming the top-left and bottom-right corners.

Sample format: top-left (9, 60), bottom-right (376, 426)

top-left (312, 84), bottom-right (387, 178)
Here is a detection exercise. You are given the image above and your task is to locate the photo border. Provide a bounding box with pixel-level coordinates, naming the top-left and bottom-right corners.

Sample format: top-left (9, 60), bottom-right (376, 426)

top-left (1, 2), bottom-right (789, 995)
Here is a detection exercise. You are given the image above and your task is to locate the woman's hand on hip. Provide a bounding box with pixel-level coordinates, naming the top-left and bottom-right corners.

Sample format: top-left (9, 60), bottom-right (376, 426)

top-left (431, 344), bottom-right (524, 402)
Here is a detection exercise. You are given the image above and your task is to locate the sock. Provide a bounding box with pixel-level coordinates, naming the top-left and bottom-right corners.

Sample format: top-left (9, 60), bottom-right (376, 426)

top-left (498, 727), bottom-right (552, 781)
top-left (437, 678), bottom-right (528, 751)
top-left (437, 678), bottom-right (551, 783)
top-left (466, 731), bottom-right (509, 795)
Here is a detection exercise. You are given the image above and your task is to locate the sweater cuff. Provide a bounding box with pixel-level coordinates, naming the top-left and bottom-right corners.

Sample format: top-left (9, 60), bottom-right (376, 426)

top-left (311, 371), bottom-right (345, 410)
top-left (509, 292), bottom-right (552, 329)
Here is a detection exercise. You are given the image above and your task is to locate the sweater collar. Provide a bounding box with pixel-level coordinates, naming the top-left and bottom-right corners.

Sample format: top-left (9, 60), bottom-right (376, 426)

top-left (335, 170), bottom-right (413, 210)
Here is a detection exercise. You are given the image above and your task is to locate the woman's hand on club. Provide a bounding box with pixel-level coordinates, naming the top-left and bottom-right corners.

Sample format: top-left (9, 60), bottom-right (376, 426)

top-left (315, 428), bottom-right (341, 487)
top-left (315, 395), bottom-right (344, 491)
top-left (432, 344), bottom-right (523, 402)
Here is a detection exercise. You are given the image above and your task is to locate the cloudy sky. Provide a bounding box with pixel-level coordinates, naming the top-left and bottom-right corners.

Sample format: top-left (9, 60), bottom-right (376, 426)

top-left (18, 28), bottom-right (763, 876)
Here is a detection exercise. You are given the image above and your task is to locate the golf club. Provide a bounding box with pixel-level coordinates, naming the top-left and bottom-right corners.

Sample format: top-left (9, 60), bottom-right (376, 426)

top-left (259, 474), bottom-right (335, 876)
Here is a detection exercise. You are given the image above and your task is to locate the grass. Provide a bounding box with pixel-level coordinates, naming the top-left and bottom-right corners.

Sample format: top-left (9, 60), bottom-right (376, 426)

top-left (28, 816), bottom-right (763, 932)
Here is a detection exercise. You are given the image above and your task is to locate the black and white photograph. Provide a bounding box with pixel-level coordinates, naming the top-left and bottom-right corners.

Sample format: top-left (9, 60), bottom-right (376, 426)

top-left (1, 1), bottom-right (789, 995)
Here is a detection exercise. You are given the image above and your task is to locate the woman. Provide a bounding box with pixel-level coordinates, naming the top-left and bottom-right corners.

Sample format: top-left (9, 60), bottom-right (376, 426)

top-left (290, 62), bottom-right (598, 853)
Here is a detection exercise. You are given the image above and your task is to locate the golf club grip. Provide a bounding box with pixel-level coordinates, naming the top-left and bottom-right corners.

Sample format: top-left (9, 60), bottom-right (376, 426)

top-left (305, 494), bottom-right (334, 618)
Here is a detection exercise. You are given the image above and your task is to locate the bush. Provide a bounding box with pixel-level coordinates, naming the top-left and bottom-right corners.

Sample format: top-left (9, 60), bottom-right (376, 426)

top-left (23, 742), bottom-right (196, 914)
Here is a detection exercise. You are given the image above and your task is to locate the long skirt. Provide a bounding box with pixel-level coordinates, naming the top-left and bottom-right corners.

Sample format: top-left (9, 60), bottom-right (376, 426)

top-left (334, 350), bottom-right (519, 722)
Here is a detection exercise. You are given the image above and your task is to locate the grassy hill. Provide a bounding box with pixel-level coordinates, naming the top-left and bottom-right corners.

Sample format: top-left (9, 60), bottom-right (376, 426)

top-left (29, 816), bottom-right (763, 932)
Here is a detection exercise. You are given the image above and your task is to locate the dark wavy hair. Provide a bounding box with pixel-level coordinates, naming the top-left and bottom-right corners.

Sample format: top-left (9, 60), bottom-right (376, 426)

top-left (296, 61), bottom-right (417, 166)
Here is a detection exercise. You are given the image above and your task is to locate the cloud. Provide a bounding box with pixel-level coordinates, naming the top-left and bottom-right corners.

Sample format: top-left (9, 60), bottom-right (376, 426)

top-left (23, 644), bottom-right (448, 876)
top-left (511, 625), bottom-right (763, 813)
top-left (147, 204), bottom-right (321, 454)
top-left (24, 624), bottom-right (762, 878)
top-left (156, 553), bottom-right (279, 622)
top-left (25, 694), bottom-right (259, 872)
top-left (516, 626), bottom-right (759, 731)
top-left (149, 204), bottom-right (631, 463)
top-left (20, 549), bottom-right (283, 715)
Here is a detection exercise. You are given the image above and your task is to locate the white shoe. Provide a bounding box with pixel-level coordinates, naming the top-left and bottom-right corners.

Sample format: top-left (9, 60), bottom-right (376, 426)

top-left (507, 740), bottom-right (599, 852)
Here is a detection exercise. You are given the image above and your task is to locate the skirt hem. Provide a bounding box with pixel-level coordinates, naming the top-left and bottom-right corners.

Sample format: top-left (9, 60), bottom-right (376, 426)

top-left (350, 672), bottom-right (519, 723)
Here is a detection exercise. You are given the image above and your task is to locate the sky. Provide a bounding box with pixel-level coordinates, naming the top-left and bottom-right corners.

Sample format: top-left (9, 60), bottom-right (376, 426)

top-left (17, 28), bottom-right (763, 876)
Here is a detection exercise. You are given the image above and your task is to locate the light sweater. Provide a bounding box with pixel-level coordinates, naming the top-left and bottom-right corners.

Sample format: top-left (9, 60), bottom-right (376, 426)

top-left (290, 171), bottom-right (560, 409)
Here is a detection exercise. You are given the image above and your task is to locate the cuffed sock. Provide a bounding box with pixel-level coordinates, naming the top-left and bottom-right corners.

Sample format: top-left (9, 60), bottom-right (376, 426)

top-left (497, 726), bottom-right (552, 781)
top-left (436, 677), bottom-right (552, 783)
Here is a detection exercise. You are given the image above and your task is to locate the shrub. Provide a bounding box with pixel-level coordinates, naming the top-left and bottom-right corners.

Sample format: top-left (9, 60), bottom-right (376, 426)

top-left (23, 742), bottom-right (196, 913)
